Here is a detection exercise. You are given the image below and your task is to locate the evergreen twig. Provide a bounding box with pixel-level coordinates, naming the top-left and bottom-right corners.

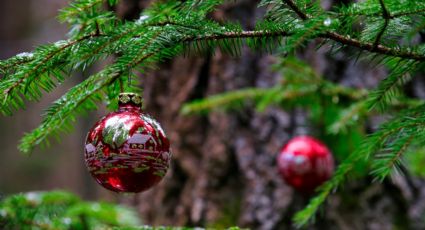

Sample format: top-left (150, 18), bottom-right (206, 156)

top-left (372, 0), bottom-right (390, 49)
top-left (281, 0), bottom-right (425, 61)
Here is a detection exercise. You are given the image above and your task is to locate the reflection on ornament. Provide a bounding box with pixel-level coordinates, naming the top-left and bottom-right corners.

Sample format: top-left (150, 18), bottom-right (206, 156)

top-left (84, 93), bottom-right (171, 193)
top-left (277, 136), bottom-right (334, 194)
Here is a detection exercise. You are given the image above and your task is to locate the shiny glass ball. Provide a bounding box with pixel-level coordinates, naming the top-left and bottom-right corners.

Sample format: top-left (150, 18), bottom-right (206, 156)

top-left (277, 136), bottom-right (334, 193)
top-left (84, 93), bottom-right (171, 193)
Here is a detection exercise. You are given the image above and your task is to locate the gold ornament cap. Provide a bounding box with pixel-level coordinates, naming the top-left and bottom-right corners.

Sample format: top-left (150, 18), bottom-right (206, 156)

top-left (118, 92), bottom-right (142, 107)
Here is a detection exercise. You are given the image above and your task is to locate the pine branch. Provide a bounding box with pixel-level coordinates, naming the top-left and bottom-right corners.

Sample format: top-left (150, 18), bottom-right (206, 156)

top-left (59, 0), bottom-right (105, 22)
top-left (3, 0), bottom-right (424, 116)
top-left (185, 30), bottom-right (292, 42)
top-left (22, 34), bottom-right (104, 89)
top-left (391, 8), bottom-right (425, 18)
top-left (19, 31), bottom-right (162, 153)
top-left (371, 134), bottom-right (414, 182)
top-left (366, 59), bottom-right (417, 111)
top-left (0, 53), bottom-right (34, 74)
top-left (281, 0), bottom-right (307, 20)
top-left (294, 105), bottom-right (425, 226)
top-left (185, 28), bottom-right (425, 60)
top-left (0, 190), bottom-right (141, 229)
top-left (181, 88), bottom-right (273, 115)
top-left (339, 7), bottom-right (425, 18)
top-left (0, 33), bottom-right (104, 115)
top-left (3, 0), bottom-right (425, 158)
top-left (336, 0), bottom-right (425, 19)
top-left (372, 0), bottom-right (391, 49)
top-left (280, 0), bottom-right (425, 61)
top-left (328, 101), bottom-right (367, 134)
top-left (182, 65), bottom-right (368, 116)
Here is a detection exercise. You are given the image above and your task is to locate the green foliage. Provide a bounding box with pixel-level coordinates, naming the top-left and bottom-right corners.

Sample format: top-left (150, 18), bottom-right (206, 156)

top-left (0, 190), bottom-right (141, 229)
top-left (0, 191), bottom-right (243, 230)
top-left (113, 227), bottom-right (244, 230)
top-left (293, 104), bottom-right (425, 226)
top-left (1, 0), bottom-right (425, 227)
top-left (405, 145), bottom-right (425, 178)
top-left (366, 58), bottom-right (417, 111)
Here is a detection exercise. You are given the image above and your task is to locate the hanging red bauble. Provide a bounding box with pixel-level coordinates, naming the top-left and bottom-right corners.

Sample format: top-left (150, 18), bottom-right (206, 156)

top-left (277, 136), bottom-right (334, 193)
top-left (84, 93), bottom-right (171, 193)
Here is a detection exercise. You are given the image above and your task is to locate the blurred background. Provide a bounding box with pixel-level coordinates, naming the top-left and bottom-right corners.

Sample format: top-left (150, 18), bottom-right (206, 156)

top-left (2, 0), bottom-right (425, 229)
top-left (0, 0), bottom-right (113, 199)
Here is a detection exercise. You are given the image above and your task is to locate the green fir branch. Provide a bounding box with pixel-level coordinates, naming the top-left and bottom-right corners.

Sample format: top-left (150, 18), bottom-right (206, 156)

top-left (18, 29), bottom-right (165, 153)
top-left (294, 105), bottom-right (425, 226)
top-left (0, 190), bottom-right (140, 229)
top-left (372, 0), bottom-right (391, 48)
top-left (338, 0), bottom-right (425, 18)
top-left (2, 0), bottom-right (424, 119)
top-left (371, 134), bottom-right (414, 182)
top-left (181, 87), bottom-right (273, 115)
top-left (58, 0), bottom-right (108, 23)
top-left (366, 59), bottom-right (417, 111)
top-left (328, 101), bottom-right (368, 134)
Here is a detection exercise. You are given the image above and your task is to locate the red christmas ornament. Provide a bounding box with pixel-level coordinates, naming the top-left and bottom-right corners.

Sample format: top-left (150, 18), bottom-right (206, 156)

top-left (277, 136), bottom-right (334, 193)
top-left (84, 93), bottom-right (171, 193)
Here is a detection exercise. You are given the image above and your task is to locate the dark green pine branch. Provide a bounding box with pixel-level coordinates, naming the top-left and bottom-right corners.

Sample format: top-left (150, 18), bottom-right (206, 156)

top-left (371, 134), bottom-right (415, 182)
top-left (186, 30), bottom-right (292, 41)
top-left (1, 19), bottom-right (424, 112)
top-left (390, 8), bottom-right (425, 18)
top-left (0, 55), bottom-right (34, 74)
top-left (2, 34), bottom-right (100, 84)
top-left (281, 0), bottom-right (425, 61)
top-left (338, 4), bottom-right (425, 18)
top-left (372, 0), bottom-right (390, 49)
top-left (19, 31), bottom-right (163, 153)
top-left (366, 59), bottom-right (417, 111)
top-left (59, 0), bottom-right (105, 22)
top-left (321, 33), bottom-right (424, 60)
top-left (294, 107), bottom-right (425, 226)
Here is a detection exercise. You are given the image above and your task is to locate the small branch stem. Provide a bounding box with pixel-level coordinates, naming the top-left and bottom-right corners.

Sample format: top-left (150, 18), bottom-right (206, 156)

top-left (282, 0), bottom-right (308, 20)
top-left (373, 19), bottom-right (389, 49)
top-left (373, 0), bottom-right (391, 49)
top-left (378, 0), bottom-right (391, 18)
top-left (280, 0), bottom-right (424, 60)
top-left (185, 30), bottom-right (291, 42)
top-left (3, 33), bottom-right (100, 95)
top-left (386, 135), bottom-right (414, 169)
top-left (339, 7), bottom-right (425, 18)
top-left (185, 30), bottom-right (424, 61)
top-left (282, 0), bottom-right (307, 20)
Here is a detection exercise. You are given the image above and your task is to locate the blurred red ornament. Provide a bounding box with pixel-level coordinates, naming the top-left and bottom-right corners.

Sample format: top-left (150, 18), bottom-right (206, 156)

top-left (84, 93), bottom-right (171, 193)
top-left (277, 136), bottom-right (334, 193)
